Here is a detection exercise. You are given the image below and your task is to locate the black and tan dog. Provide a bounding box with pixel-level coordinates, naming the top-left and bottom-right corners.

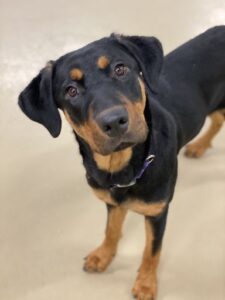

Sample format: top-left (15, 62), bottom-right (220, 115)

top-left (18, 26), bottom-right (225, 300)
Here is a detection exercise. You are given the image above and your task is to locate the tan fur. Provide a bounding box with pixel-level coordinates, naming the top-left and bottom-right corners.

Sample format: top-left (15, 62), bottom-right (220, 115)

top-left (124, 200), bottom-right (167, 217)
top-left (70, 68), bottom-right (83, 80)
top-left (64, 110), bottom-right (106, 153)
top-left (97, 56), bottom-right (109, 69)
top-left (121, 78), bottom-right (148, 139)
top-left (94, 147), bottom-right (132, 173)
top-left (84, 206), bottom-right (127, 272)
top-left (92, 188), bottom-right (167, 217)
top-left (132, 220), bottom-right (161, 300)
top-left (124, 78), bottom-right (146, 118)
top-left (138, 77), bottom-right (147, 112)
top-left (185, 110), bottom-right (225, 158)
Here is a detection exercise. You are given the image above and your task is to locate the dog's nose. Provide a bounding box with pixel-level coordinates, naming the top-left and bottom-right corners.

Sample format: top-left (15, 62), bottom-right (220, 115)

top-left (97, 108), bottom-right (129, 137)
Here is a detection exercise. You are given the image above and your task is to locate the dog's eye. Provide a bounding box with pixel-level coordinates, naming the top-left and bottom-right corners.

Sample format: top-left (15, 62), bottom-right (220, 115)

top-left (114, 64), bottom-right (128, 77)
top-left (67, 86), bottom-right (79, 97)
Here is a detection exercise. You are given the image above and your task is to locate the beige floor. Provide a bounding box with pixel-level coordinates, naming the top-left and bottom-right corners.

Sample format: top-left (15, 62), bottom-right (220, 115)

top-left (1, 0), bottom-right (225, 299)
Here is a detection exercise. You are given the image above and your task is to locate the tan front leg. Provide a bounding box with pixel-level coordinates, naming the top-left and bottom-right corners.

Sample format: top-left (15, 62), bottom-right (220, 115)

top-left (185, 110), bottom-right (225, 158)
top-left (84, 205), bottom-right (127, 273)
top-left (132, 220), bottom-right (161, 300)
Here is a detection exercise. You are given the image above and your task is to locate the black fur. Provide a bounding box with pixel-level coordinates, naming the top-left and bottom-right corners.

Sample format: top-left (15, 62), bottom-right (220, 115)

top-left (19, 62), bottom-right (61, 137)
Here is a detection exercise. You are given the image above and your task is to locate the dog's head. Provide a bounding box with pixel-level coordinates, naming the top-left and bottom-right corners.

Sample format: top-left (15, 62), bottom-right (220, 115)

top-left (19, 35), bottom-right (163, 155)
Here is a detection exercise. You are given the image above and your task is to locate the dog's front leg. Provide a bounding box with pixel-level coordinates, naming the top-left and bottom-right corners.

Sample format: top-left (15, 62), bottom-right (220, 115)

top-left (132, 208), bottom-right (168, 300)
top-left (84, 204), bottom-right (127, 273)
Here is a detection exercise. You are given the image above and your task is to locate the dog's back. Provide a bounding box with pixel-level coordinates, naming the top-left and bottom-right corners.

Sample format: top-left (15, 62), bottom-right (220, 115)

top-left (158, 26), bottom-right (225, 147)
top-left (164, 26), bottom-right (225, 85)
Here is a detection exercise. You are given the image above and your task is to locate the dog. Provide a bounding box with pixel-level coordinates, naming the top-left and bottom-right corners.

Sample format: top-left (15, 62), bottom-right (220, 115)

top-left (18, 26), bottom-right (225, 300)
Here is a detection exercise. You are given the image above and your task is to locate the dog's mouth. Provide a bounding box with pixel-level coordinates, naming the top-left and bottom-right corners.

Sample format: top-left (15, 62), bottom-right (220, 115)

top-left (94, 138), bottom-right (136, 155)
top-left (114, 142), bottom-right (136, 152)
top-left (96, 127), bottom-right (149, 155)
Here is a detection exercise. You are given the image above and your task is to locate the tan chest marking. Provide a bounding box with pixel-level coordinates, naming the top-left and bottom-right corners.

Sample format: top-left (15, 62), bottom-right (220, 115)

top-left (124, 200), bottom-right (167, 217)
top-left (92, 188), bottom-right (167, 217)
top-left (93, 148), bottom-right (132, 173)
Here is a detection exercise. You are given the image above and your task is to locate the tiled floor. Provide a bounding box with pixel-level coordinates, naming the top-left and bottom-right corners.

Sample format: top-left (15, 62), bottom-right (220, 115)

top-left (1, 0), bottom-right (225, 299)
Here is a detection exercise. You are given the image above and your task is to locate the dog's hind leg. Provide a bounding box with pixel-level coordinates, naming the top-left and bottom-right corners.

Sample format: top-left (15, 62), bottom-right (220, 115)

top-left (184, 110), bottom-right (225, 158)
top-left (83, 205), bottom-right (127, 273)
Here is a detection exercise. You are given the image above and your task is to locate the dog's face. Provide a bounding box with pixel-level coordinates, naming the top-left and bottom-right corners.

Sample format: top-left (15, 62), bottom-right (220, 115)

top-left (19, 35), bottom-right (163, 155)
top-left (54, 39), bottom-right (148, 154)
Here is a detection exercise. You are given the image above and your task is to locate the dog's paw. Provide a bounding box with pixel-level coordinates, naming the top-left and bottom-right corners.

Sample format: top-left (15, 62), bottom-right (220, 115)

top-left (132, 277), bottom-right (157, 300)
top-left (83, 245), bottom-right (115, 273)
top-left (132, 280), bottom-right (156, 300)
top-left (184, 140), bottom-right (211, 158)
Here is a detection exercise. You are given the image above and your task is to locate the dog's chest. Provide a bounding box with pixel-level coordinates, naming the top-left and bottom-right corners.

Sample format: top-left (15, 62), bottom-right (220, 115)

top-left (92, 188), bottom-right (166, 217)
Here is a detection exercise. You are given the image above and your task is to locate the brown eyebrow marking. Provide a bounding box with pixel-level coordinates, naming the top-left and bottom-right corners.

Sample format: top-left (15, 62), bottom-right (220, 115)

top-left (70, 68), bottom-right (83, 80)
top-left (97, 56), bottom-right (109, 69)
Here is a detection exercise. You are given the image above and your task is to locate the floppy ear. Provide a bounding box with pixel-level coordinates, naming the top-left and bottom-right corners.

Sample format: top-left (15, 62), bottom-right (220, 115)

top-left (18, 61), bottom-right (61, 137)
top-left (112, 34), bottom-right (163, 94)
